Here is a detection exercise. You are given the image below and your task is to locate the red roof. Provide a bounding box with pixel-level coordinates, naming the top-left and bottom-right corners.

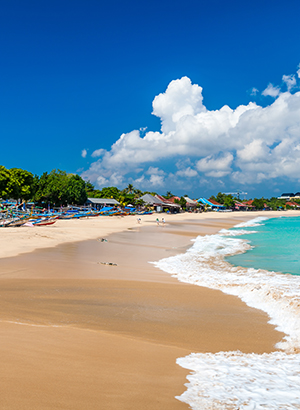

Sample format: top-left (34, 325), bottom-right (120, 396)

top-left (243, 200), bottom-right (254, 205)
top-left (208, 198), bottom-right (222, 206)
top-left (167, 196), bottom-right (180, 203)
top-left (286, 201), bottom-right (300, 207)
top-left (155, 195), bottom-right (180, 207)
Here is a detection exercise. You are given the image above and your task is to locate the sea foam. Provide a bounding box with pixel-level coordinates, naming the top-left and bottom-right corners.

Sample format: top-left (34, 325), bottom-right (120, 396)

top-left (153, 216), bottom-right (300, 409)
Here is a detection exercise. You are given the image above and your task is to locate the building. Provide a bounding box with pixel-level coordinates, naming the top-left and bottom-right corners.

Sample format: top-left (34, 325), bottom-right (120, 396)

top-left (286, 201), bottom-right (300, 209)
top-left (155, 195), bottom-right (181, 212)
top-left (139, 194), bottom-right (180, 212)
top-left (183, 196), bottom-right (199, 211)
top-left (234, 201), bottom-right (248, 211)
top-left (278, 193), bottom-right (295, 200)
top-left (86, 197), bottom-right (120, 209)
top-left (197, 198), bottom-right (226, 210)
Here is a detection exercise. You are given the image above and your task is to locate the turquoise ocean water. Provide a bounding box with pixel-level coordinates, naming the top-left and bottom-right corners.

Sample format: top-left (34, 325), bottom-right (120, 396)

top-left (155, 215), bottom-right (300, 408)
top-left (227, 216), bottom-right (300, 276)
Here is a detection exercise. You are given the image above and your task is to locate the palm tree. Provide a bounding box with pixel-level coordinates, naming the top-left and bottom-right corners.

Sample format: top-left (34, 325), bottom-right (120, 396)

top-left (125, 183), bottom-right (134, 194)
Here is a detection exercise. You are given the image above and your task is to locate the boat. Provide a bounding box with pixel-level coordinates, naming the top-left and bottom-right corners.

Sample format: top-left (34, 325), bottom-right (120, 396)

top-left (33, 218), bottom-right (57, 226)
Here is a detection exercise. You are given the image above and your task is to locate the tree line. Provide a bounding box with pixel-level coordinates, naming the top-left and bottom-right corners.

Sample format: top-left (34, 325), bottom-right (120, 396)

top-left (0, 165), bottom-right (294, 209)
top-left (0, 166), bottom-right (88, 206)
top-left (0, 167), bottom-right (157, 207)
top-left (210, 192), bottom-right (293, 210)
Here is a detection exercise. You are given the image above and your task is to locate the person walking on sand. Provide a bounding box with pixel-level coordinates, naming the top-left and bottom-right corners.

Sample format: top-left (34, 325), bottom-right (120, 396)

top-left (156, 218), bottom-right (160, 226)
top-left (161, 217), bottom-right (165, 226)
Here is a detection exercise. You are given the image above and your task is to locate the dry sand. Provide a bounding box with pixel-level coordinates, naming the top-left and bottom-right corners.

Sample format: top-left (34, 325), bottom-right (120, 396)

top-left (0, 210), bottom-right (295, 409)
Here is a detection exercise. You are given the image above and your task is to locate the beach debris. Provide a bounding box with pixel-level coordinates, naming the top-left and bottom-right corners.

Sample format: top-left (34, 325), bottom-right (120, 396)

top-left (98, 262), bottom-right (117, 266)
top-left (98, 238), bottom-right (108, 242)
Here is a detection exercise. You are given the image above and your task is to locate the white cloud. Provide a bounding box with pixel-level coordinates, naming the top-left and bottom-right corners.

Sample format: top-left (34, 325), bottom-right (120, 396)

top-left (237, 139), bottom-right (269, 162)
top-left (196, 153), bottom-right (233, 177)
top-left (262, 83), bottom-right (281, 97)
top-left (282, 74), bottom-right (296, 91)
top-left (81, 67), bottom-right (300, 192)
top-left (176, 167), bottom-right (198, 177)
top-left (109, 172), bottom-right (124, 186)
top-left (152, 76), bottom-right (206, 134)
top-left (149, 174), bottom-right (164, 186)
top-left (250, 87), bottom-right (259, 96)
top-left (91, 148), bottom-right (106, 158)
top-left (133, 175), bottom-right (145, 185)
top-left (96, 175), bottom-right (108, 186)
top-left (81, 149), bottom-right (87, 158)
top-left (146, 166), bottom-right (165, 176)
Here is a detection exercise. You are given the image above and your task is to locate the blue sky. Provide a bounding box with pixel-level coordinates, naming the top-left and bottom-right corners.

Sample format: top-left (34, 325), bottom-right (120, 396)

top-left (1, 0), bottom-right (300, 198)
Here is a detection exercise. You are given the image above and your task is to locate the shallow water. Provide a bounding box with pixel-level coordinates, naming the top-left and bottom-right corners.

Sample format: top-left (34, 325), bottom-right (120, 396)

top-left (227, 216), bottom-right (300, 275)
top-left (154, 216), bottom-right (300, 409)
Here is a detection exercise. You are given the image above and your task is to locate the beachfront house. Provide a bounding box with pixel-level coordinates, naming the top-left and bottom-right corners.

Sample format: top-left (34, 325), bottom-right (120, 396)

top-left (86, 197), bottom-right (120, 210)
top-left (286, 201), bottom-right (300, 209)
top-left (235, 201), bottom-right (255, 211)
top-left (197, 198), bottom-right (226, 211)
top-left (278, 193), bottom-right (295, 200)
top-left (155, 195), bottom-right (181, 213)
top-left (138, 194), bottom-right (165, 212)
top-left (139, 194), bottom-right (180, 212)
top-left (183, 196), bottom-right (199, 211)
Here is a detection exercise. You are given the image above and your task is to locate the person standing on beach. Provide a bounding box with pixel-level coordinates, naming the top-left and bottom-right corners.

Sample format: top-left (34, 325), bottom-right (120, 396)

top-left (161, 217), bottom-right (165, 226)
top-left (156, 218), bottom-right (160, 226)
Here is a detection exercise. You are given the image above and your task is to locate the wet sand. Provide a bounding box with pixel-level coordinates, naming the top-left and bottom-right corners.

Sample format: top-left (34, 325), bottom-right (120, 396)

top-left (0, 213), bottom-right (287, 409)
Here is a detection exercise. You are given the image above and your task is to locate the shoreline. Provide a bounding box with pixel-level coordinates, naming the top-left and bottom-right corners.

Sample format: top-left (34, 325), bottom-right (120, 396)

top-left (0, 209), bottom-right (295, 260)
top-left (0, 210), bottom-right (294, 409)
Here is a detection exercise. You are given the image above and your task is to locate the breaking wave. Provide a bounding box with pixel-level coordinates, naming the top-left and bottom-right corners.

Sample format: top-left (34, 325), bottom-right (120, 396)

top-left (153, 216), bottom-right (300, 409)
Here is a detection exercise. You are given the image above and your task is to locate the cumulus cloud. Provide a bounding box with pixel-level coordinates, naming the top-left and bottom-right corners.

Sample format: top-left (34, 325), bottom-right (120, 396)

top-left (149, 174), bottom-right (164, 186)
top-left (282, 74), bottom-right (296, 91)
top-left (196, 153), bottom-right (233, 177)
top-left (91, 148), bottom-right (106, 158)
top-left (152, 76), bottom-right (206, 134)
top-left (146, 166), bottom-right (165, 176)
top-left (176, 167), bottom-right (198, 178)
top-left (81, 149), bottom-right (87, 158)
top-left (262, 83), bottom-right (281, 97)
top-left (81, 66), bottom-right (300, 192)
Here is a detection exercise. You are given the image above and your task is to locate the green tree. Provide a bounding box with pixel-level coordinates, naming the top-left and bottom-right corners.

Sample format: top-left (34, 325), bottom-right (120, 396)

top-left (66, 174), bottom-right (88, 204)
top-left (223, 195), bottom-right (235, 208)
top-left (0, 166), bottom-right (12, 199)
top-left (215, 192), bottom-right (226, 204)
top-left (85, 181), bottom-right (95, 196)
top-left (9, 168), bottom-right (34, 201)
top-left (179, 196), bottom-right (187, 209)
top-left (252, 198), bottom-right (265, 210)
top-left (124, 184), bottom-right (134, 194)
top-left (135, 198), bottom-right (145, 207)
top-left (33, 172), bottom-right (49, 203)
top-left (34, 169), bottom-right (69, 205)
top-left (99, 186), bottom-right (121, 200)
top-left (164, 191), bottom-right (173, 199)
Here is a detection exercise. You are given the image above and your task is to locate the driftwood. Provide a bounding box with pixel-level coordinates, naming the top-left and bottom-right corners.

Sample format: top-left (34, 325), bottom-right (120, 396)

top-left (98, 262), bottom-right (117, 266)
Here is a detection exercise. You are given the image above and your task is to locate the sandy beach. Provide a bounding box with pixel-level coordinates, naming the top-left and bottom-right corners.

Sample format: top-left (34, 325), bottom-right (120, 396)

top-left (0, 211), bottom-right (293, 409)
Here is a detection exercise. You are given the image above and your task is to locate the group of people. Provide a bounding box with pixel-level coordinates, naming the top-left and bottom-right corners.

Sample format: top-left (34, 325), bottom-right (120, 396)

top-left (136, 217), bottom-right (166, 226)
top-left (156, 217), bottom-right (165, 226)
